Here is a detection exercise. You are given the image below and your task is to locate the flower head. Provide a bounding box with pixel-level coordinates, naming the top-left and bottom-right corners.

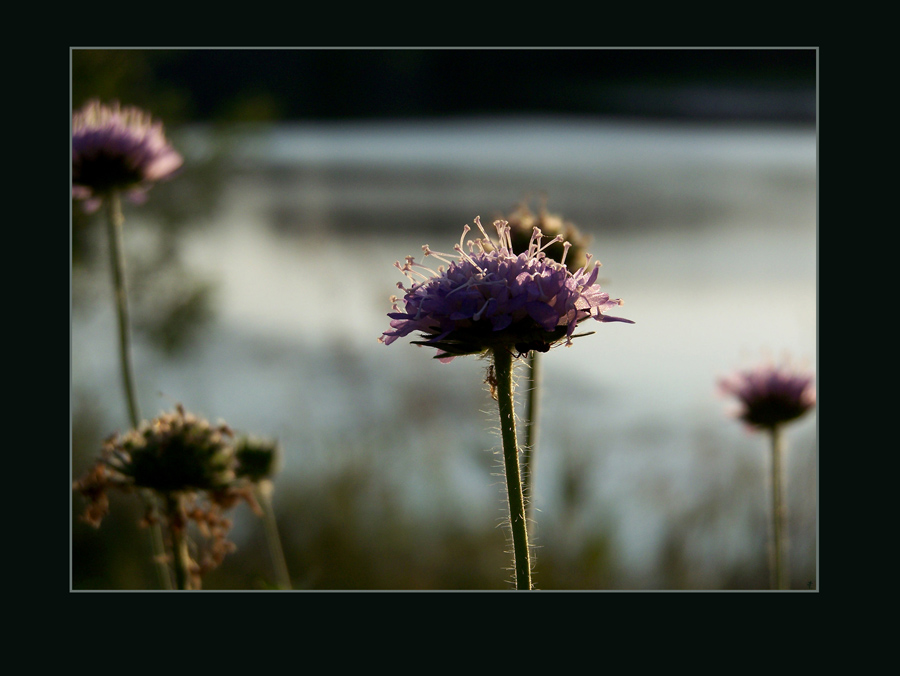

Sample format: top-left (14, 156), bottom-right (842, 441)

top-left (73, 405), bottom-right (261, 587)
top-left (500, 200), bottom-right (591, 272)
top-left (718, 358), bottom-right (816, 430)
top-left (72, 99), bottom-right (183, 212)
top-left (90, 404), bottom-right (237, 494)
top-left (379, 216), bottom-right (633, 362)
top-left (235, 436), bottom-right (282, 483)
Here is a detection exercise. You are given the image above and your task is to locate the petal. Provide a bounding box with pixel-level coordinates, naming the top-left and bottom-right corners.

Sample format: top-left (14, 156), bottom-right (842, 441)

top-left (526, 301), bottom-right (560, 330)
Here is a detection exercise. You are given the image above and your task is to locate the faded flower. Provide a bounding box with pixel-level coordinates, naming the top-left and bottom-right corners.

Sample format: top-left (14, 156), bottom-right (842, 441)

top-left (100, 405), bottom-right (236, 493)
top-left (73, 405), bottom-right (260, 587)
top-left (73, 405), bottom-right (244, 526)
top-left (380, 216), bottom-right (633, 362)
top-left (500, 200), bottom-right (591, 272)
top-left (72, 99), bottom-right (183, 212)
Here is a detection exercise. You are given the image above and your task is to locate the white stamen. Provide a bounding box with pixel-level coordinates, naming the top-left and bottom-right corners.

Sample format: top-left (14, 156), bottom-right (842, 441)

top-left (421, 244), bottom-right (455, 267)
top-left (458, 224), bottom-right (471, 251)
top-left (537, 233), bottom-right (564, 256)
top-left (474, 216), bottom-right (494, 245)
top-left (560, 240), bottom-right (572, 266)
top-left (526, 227), bottom-right (543, 257)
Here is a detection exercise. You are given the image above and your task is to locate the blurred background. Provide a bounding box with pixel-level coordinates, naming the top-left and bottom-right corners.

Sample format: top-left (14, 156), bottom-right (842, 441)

top-left (70, 48), bottom-right (817, 590)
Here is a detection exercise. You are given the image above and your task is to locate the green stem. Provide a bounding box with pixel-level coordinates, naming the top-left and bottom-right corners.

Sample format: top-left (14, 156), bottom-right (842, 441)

top-left (105, 192), bottom-right (173, 590)
top-left (492, 348), bottom-right (532, 590)
top-left (522, 350), bottom-right (541, 522)
top-left (769, 425), bottom-right (788, 590)
top-left (144, 490), bottom-right (174, 589)
top-left (166, 492), bottom-right (194, 590)
top-left (256, 481), bottom-right (292, 589)
top-left (104, 191), bottom-right (141, 429)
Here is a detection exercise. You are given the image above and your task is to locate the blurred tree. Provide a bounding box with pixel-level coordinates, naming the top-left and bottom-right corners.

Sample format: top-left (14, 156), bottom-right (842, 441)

top-left (72, 50), bottom-right (194, 123)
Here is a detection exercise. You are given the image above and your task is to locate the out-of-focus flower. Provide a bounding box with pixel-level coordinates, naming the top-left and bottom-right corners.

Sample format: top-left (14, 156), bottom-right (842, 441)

top-left (500, 200), bottom-right (591, 272)
top-left (718, 358), bottom-right (816, 430)
top-left (72, 99), bottom-right (183, 212)
top-left (73, 405), bottom-right (260, 588)
top-left (380, 216), bottom-right (633, 362)
top-left (99, 405), bottom-right (237, 493)
top-left (73, 405), bottom-right (239, 525)
top-left (235, 436), bottom-right (281, 483)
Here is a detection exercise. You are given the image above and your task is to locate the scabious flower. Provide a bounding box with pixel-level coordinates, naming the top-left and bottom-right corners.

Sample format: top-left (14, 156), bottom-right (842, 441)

top-left (72, 99), bottom-right (183, 212)
top-left (380, 216), bottom-right (633, 362)
top-left (718, 359), bottom-right (816, 430)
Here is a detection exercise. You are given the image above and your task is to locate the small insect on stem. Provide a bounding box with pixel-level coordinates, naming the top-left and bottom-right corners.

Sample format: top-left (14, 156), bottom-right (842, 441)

top-left (485, 363), bottom-right (499, 400)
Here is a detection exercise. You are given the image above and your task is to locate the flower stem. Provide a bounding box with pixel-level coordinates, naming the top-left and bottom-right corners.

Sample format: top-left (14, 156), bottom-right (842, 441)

top-left (166, 492), bottom-right (194, 590)
top-left (769, 425), bottom-right (788, 590)
top-left (492, 348), bottom-right (532, 590)
top-left (522, 350), bottom-right (542, 522)
top-left (256, 480), bottom-right (292, 589)
top-left (104, 191), bottom-right (141, 429)
top-left (104, 191), bottom-right (172, 590)
top-left (144, 494), bottom-right (174, 589)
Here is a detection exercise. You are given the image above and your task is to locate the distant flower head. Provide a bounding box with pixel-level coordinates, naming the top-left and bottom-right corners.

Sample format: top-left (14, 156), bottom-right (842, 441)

top-left (235, 436), bottom-right (282, 483)
top-left (718, 358), bottom-right (816, 430)
top-left (500, 200), bottom-right (591, 272)
top-left (72, 99), bottom-right (183, 212)
top-left (379, 216), bottom-right (634, 362)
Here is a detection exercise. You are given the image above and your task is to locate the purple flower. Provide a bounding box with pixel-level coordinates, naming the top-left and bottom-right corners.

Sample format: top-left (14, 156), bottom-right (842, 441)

top-left (718, 359), bottom-right (816, 429)
top-left (72, 100), bottom-right (183, 212)
top-left (379, 217), bottom-right (634, 362)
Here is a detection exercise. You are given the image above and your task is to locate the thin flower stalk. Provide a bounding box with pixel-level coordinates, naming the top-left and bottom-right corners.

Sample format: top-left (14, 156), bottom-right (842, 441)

top-left (769, 424), bottom-right (787, 590)
top-left (255, 480), bottom-right (292, 590)
top-left (105, 189), bottom-right (173, 589)
top-left (165, 492), bottom-right (195, 590)
top-left (522, 350), bottom-right (541, 517)
top-left (235, 437), bottom-right (292, 589)
top-left (105, 191), bottom-right (141, 429)
top-left (493, 347), bottom-right (532, 589)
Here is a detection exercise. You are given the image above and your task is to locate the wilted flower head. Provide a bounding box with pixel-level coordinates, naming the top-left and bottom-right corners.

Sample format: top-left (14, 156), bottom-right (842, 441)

top-left (719, 358), bottom-right (816, 430)
top-left (380, 216), bottom-right (633, 362)
top-left (79, 405), bottom-right (237, 500)
top-left (73, 406), bottom-right (267, 587)
top-left (72, 99), bottom-right (183, 212)
top-left (500, 200), bottom-right (591, 272)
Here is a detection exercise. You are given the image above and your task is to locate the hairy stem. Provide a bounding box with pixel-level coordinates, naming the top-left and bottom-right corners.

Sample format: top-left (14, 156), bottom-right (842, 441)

top-left (492, 348), bottom-right (532, 590)
top-left (522, 350), bottom-right (542, 523)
